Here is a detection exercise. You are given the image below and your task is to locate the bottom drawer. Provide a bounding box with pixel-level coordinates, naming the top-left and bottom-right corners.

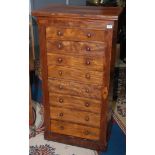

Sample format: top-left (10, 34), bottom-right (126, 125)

top-left (51, 120), bottom-right (100, 141)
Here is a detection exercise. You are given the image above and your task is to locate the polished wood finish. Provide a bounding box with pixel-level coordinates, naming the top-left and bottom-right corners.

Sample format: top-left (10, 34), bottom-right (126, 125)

top-left (48, 66), bottom-right (103, 85)
top-left (49, 93), bottom-right (101, 114)
top-left (50, 106), bottom-right (100, 127)
top-left (46, 40), bottom-right (107, 56)
top-left (46, 26), bottom-right (108, 42)
top-left (47, 53), bottom-right (105, 72)
top-left (51, 120), bottom-right (100, 140)
top-left (32, 4), bottom-right (122, 151)
top-left (48, 79), bottom-right (102, 100)
top-left (39, 18), bottom-right (113, 30)
top-left (32, 4), bottom-right (122, 20)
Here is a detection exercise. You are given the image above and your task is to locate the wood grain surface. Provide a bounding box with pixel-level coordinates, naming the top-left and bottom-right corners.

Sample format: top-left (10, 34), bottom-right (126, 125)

top-left (48, 79), bottom-right (103, 100)
top-left (48, 65), bottom-right (103, 85)
top-left (38, 18), bottom-right (113, 30)
top-left (50, 106), bottom-right (100, 127)
top-left (32, 4), bottom-right (122, 21)
top-left (46, 26), bottom-right (108, 42)
top-left (50, 119), bottom-right (100, 140)
top-left (49, 93), bottom-right (102, 114)
top-left (46, 40), bottom-right (107, 56)
top-left (47, 53), bottom-right (105, 72)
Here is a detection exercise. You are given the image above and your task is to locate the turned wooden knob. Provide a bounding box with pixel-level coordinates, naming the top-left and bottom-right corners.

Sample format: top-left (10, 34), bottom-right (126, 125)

top-left (85, 88), bottom-right (89, 93)
top-left (59, 85), bottom-right (63, 89)
top-left (57, 57), bottom-right (63, 63)
top-left (87, 33), bottom-right (91, 38)
top-left (59, 98), bottom-right (64, 103)
top-left (60, 126), bottom-right (64, 130)
top-left (85, 60), bottom-right (90, 65)
top-left (85, 73), bottom-right (90, 79)
top-left (86, 46), bottom-right (91, 51)
top-left (57, 42), bottom-right (63, 49)
top-left (85, 102), bottom-right (90, 107)
top-left (57, 31), bottom-right (63, 36)
top-left (84, 130), bottom-right (89, 135)
top-left (85, 116), bottom-right (89, 121)
top-left (59, 70), bottom-right (63, 76)
top-left (59, 112), bottom-right (63, 117)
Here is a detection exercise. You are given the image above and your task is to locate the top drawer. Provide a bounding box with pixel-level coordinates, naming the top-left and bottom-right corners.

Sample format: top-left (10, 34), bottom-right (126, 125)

top-left (39, 18), bottom-right (113, 30)
top-left (46, 27), bottom-right (108, 42)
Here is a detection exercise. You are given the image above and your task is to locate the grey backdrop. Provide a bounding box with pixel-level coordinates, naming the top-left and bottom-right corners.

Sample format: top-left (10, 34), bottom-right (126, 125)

top-left (31, 0), bottom-right (86, 10)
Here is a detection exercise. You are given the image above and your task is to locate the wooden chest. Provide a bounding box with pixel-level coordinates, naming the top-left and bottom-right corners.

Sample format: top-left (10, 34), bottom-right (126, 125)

top-left (32, 4), bottom-right (122, 151)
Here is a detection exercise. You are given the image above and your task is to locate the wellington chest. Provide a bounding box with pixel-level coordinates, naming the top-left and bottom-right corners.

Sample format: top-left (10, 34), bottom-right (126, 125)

top-left (32, 4), bottom-right (122, 151)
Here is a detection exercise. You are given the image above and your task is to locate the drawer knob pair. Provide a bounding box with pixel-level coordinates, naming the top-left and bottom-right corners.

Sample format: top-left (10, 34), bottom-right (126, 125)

top-left (57, 31), bottom-right (63, 36)
top-left (85, 73), bottom-right (90, 79)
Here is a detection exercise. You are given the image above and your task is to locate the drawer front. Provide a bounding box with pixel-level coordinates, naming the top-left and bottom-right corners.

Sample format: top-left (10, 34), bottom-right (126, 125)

top-left (46, 27), bottom-right (107, 42)
top-left (49, 93), bottom-right (101, 114)
top-left (40, 18), bottom-right (112, 30)
top-left (51, 120), bottom-right (100, 140)
top-left (48, 66), bottom-right (103, 85)
top-left (47, 53), bottom-right (104, 72)
top-left (50, 106), bottom-right (100, 127)
top-left (48, 79), bottom-right (102, 100)
top-left (46, 40), bottom-right (106, 56)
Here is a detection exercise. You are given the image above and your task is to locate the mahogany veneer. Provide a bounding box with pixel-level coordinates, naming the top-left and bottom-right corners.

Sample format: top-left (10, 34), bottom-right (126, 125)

top-left (32, 4), bottom-right (122, 151)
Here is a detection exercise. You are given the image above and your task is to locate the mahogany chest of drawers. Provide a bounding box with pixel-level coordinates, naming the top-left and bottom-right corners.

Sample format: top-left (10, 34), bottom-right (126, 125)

top-left (32, 4), bottom-right (122, 151)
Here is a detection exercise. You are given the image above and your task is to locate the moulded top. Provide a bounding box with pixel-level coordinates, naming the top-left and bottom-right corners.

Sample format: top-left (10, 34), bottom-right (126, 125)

top-left (32, 4), bottom-right (122, 21)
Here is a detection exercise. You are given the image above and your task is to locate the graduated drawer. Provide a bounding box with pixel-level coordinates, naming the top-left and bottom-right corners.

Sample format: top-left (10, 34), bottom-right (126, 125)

top-left (49, 93), bottom-right (101, 114)
top-left (47, 53), bottom-right (104, 72)
top-left (46, 40), bottom-right (106, 56)
top-left (39, 18), bottom-right (113, 30)
top-left (48, 79), bottom-right (102, 100)
top-left (48, 65), bottom-right (103, 85)
top-left (50, 106), bottom-right (100, 127)
top-left (50, 119), bottom-right (100, 140)
top-left (46, 26), bottom-right (107, 42)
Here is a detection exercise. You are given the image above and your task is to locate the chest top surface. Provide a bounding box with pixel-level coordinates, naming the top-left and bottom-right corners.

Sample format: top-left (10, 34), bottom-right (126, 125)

top-left (32, 4), bottom-right (122, 21)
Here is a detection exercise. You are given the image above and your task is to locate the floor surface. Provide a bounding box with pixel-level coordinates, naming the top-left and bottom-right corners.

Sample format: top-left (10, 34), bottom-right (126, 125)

top-left (100, 122), bottom-right (126, 155)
